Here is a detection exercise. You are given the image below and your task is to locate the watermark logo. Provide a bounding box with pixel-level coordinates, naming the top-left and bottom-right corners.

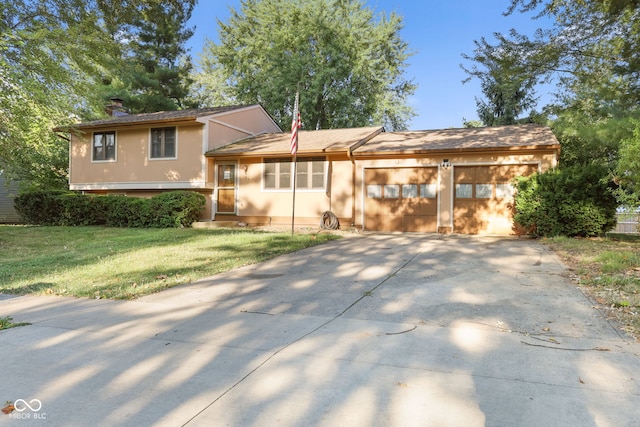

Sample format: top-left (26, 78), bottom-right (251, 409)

top-left (2, 399), bottom-right (46, 420)
top-left (15, 399), bottom-right (42, 412)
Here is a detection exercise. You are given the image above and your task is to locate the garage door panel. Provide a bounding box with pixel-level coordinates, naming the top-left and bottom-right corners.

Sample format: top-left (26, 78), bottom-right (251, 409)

top-left (365, 167), bottom-right (438, 232)
top-left (420, 168), bottom-right (438, 182)
top-left (398, 168), bottom-right (418, 183)
top-left (401, 199), bottom-right (420, 216)
top-left (495, 198), bottom-right (514, 212)
top-left (365, 169), bottom-right (394, 184)
top-left (455, 167), bottom-right (476, 182)
top-left (475, 199), bottom-right (491, 213)
top-left (476, 167), bottom-right (494, 181)
top-left (365, 215), bottom-right (402, 232)
top-left (487, 199), bottom-right (514, 215)
top-left (455, 216), bottom-right (485, 234)
top-left (366, 199), bottom-right (383, 216)
top-left (492, 166), bottom-right (516, 182)
top-left (454, 164), bottom-right (536, 234)
top-left (419, 199), bottom-right (437, 215)
top-left (403, 216), bottom-right (437, 232)
top-left (454, 199), bottom-right (475, 218)
top-left (383, 199), bottom-right (403, 215)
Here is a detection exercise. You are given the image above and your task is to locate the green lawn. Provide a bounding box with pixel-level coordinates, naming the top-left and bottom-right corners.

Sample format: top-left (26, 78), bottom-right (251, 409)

top-left (2, 226), bottom-right (638, 338)
top-left (0, 226), bottom-right (340, 300)
top-left (545, 234), bottom-right (640, 338)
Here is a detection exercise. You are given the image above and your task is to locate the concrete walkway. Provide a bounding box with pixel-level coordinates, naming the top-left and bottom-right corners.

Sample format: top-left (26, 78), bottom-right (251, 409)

top-left (1, 234), bottom-right (639, 426)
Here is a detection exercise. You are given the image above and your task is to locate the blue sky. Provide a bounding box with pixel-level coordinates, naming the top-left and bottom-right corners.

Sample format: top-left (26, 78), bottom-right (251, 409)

top-left (187, 1), bottom-right (553, 130)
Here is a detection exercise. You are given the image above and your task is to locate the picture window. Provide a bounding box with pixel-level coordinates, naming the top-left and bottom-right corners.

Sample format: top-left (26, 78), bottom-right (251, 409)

top-left (263, 157), bottom-right (326, 190)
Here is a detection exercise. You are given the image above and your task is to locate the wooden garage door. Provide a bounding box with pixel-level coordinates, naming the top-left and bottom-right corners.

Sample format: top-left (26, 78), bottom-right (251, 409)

top-left (454, 165), bottom-right (537, 234)
top-left (365, 167), bottom-right (438, 232)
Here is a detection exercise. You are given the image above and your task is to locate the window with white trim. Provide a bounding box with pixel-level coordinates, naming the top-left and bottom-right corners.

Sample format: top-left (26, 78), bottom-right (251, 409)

top-left (150, 127), bottom-right (176, 159)
top-left (263, 157), bottom-right (326, 190)
top-left (92, 131), bottom-right (116, 161)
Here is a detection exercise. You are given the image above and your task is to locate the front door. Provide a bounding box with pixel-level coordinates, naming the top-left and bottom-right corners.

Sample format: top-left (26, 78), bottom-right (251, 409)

top-left (216, 163), bottom-right (236, 214)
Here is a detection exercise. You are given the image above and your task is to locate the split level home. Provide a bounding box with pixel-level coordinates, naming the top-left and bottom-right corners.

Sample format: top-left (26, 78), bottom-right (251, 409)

top-left (60, 104), bottom-right (561, 234)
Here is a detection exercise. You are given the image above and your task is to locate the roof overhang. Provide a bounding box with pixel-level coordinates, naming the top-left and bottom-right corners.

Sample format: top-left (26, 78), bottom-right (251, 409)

top-left (54, 117), bottom-right (201, 133)
top-left (352, 143), bottom-right (561, 158)
top-left (205, 126), bottom-right (385, 158)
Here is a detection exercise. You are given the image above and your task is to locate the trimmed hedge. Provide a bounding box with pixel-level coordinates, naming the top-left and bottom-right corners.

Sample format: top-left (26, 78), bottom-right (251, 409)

top-left (14, 190), bottom-right (206, 228)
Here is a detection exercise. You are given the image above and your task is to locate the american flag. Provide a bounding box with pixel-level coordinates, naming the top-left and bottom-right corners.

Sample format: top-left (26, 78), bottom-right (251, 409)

top-left (290, 91), bottom-right (301, 156)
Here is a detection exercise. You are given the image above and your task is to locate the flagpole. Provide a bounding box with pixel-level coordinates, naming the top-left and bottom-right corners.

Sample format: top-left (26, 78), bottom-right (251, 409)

top-left (290, 88), bottom-right (300, 236)
top-left (291, 155), bottom-right (297, 236)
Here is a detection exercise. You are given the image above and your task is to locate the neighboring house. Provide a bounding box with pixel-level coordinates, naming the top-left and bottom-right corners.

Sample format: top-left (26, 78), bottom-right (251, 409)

top-left (62, 105), bottom-right (560, 235)
top-left (0, 174), bottom-right (21, 224)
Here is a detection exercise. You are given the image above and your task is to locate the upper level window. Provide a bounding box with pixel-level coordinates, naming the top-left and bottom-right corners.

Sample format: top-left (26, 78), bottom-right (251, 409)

top-left (264, 157), bottom-right (326, 190)
top-left (151, 127), bottom-right (176, 159)
top-left (93, 131), bottom-right (116, 161)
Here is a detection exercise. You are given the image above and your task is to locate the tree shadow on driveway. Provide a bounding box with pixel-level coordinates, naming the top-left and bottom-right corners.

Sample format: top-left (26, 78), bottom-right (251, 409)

top-left (1, 234), bottom-right (638, 426)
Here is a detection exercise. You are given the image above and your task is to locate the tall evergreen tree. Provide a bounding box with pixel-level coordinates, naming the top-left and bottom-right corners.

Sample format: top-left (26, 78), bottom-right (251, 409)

top-left (462, 37), bottom-right (539, 126)
top-left (117, 0), bottom-right (196, 113)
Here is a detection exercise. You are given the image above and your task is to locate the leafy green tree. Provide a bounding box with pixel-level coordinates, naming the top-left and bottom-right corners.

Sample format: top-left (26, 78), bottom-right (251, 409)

top-left (615, 120), bottom-right (640, 207)
top-left (0, 0), bottom-right (126, 188)
top-left (462, 0), bottom-right (640, 235)
top-left (465, 0), bottom-right (640, 219)
top-left (1, 0), bottom-right (195, 188)
top-left (196, 0), bottom-right (416, 131)
top-left (496, 1), bottom-right (639, 167)
top-left (462, 119), bottom-right (484, 128)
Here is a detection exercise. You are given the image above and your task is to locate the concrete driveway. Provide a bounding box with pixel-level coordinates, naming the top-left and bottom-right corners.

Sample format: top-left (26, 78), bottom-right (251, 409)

top-left (1, 234), bottom-right (639, 426)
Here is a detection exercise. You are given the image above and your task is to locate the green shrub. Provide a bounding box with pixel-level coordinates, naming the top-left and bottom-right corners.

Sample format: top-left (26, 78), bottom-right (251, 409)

top-left (59, 192), bottom-right (96, 226)
top-left (514, 164), bottom-right (618, 237)
top-left (14, 189), bottom-right (69, 225)
top-left (147, 191), bottom-right (206, 228)
top-left (14, 190), bottom-right (206, 228)
top-left (100, 196), bottom-right (143, 227)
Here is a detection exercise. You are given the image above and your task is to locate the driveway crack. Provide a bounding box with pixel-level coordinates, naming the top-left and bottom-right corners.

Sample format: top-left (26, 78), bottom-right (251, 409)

top-left (181, 249), bottom-right (424, 426)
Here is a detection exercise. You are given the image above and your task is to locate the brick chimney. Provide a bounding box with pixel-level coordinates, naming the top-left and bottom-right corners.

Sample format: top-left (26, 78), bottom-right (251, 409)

top-left (105, 97), bottom-right (128, 117)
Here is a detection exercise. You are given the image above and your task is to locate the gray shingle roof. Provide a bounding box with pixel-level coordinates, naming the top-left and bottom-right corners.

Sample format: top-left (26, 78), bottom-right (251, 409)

top-left (355, 124), bottom-right (560, 154)
top-left (206, 126), bottom-right (384, 156)
top-left (205, 124), bottom-right (559, 157)
top-left (69, 105), bottom-right (253, 128)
